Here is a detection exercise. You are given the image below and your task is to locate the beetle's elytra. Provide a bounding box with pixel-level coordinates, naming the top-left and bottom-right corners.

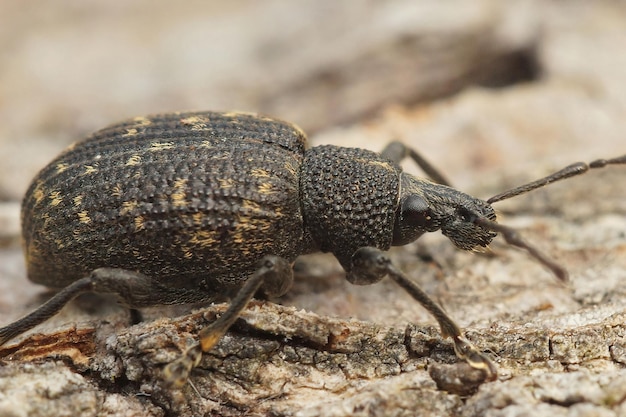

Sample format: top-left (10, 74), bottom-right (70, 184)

top-left (1, 110), bottom-right (624, 387)
top-left (23, 112), bottom-right (311, 293)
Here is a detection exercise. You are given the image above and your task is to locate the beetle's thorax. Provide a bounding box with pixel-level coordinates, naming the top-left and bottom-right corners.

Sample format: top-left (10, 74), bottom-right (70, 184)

top-left (300, 145), bottom-right (401, 270)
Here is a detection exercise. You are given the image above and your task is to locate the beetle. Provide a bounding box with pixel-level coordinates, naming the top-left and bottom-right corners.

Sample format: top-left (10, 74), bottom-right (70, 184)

top-left (0, 111), bottom-right (623, 387)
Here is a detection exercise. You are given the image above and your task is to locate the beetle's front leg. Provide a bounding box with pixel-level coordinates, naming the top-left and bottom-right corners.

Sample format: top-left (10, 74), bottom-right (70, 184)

top-left (163, 255), bottom-right (293, 388)
top-left (349, 246), bottom-right (497, 380)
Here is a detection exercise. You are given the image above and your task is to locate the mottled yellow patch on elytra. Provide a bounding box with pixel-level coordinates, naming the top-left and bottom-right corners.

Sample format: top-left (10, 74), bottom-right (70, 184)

top-left (41, 212), bottom-right (51, 227)
top-left (231, 232), bottom-right (246, 245)
top-left (188, 230), bottom-right (218, 248)
top-left (250, 168), bottom-right (270, 178)
top-left (183, 249), bottom-right (194, 259)
top-left (181, 115), bottom-right (209, 130)
top-left (230, 220), bottom-right (271, 248)
top-left (32, 182), bottom-right (45, 204)
top-left (235, 218), bottom-right (270, 232)
top-left (149, 141), bottom-right (175, 151)
top-left (123, 128), bottom-right (138, 137)
top-left (134, 215), bottom-right (145, 231)
top-left (111, 184), bottom-right (122, 198)
top-left (73, 195), bottom-right (83, 207)
top-left (49, 190), bottom-right (62, 207)
top-left (171, 178), bottom-right (188, 207)
top-left (241, 200), bottom-right (281, 218)
top-left (77, 210), bottom-right (91, 224)
top-left (258, 182), bottom-right (275, 195)
top-left (82, 165), bottom-right (98, 175)
top-left (284, 161), bottom-right (298, 178)
top-left (218, 178), bottom-right (235, 189)
top-left (210, 151), bottom-right (231, 161)
top-left (126, 154), bottom-right (142, 166)
top-left (199, 140), bottom-right (213, 149)
top-left (56, 163), bottom-right (70, 174)
top-left (241, 199), bottom-right (262, 213)
top-left (192, 212), bottom-right (205, 226)
top-left (133, 116), bottom-right (152, 126)
top-left (120, 200), bottom-right (139, 216)
top-left (55, 238), bottom-right (66, 249)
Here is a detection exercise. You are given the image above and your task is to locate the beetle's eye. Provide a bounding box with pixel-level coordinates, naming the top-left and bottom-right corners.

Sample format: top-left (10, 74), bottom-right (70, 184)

top-left (456, 207), bottom-right (476, 223)
top-left (392, 194), bottom-right (436, 246)
top-left (401, 194), bottom-right (432, 227)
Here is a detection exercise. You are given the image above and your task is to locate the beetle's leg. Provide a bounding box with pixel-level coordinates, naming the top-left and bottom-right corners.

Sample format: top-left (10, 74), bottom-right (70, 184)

top-left (381, 141), bottom-right (452, 186)
top-left (163, 255), bottom-right (292, 388)
top-left (0, 277), bottom-right (93, 346)
top-left (0, 268), bottom-right (205, 346)
top-left (350, 246), bottom-right (497, 380)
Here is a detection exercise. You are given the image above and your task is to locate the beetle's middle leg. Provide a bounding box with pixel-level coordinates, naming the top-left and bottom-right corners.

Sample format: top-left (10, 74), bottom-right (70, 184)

top-left (163, 255), bottom-right (293, 387)
top-left (381, 141), bottom-right (451, 186)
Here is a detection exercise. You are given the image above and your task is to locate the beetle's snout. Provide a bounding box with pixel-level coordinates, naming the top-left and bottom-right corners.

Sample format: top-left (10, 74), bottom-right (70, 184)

top-left (441, 203), bottom-right (497, 251)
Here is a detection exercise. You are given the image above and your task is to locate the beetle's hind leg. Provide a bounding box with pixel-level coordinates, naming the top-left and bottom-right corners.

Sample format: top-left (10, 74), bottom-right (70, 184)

top-left (0, 268), bottom-right (213, 347)
top-left (0, 276), bottom-right (93, 346)
top-left (163, 255), bottom-right (293, 388)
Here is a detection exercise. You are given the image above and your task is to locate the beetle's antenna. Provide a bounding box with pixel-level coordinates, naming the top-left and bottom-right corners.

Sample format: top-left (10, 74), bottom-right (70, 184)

top-left (478, 155), bottom-right (625, 280)
top-left (487, 155), bottom-right (626, 204)
top-left (473, 216), bottom-right (568, 281)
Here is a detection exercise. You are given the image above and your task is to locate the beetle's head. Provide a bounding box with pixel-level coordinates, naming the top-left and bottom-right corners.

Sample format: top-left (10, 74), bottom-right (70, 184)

top-left (389, 154), bottom-right (626, 282)
top-left (392, 173), bottom-right (497, 250)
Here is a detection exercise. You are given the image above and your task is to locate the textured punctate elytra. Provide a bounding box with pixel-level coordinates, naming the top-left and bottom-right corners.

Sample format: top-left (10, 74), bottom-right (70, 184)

top-left (22, 112), bottom-right (312, 300)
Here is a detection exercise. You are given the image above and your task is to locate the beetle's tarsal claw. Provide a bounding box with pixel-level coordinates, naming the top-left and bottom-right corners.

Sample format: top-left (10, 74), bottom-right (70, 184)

top-left (163, 343), bottom-right (203, 388)
top-left (452, 335), bottom-right (497, 381)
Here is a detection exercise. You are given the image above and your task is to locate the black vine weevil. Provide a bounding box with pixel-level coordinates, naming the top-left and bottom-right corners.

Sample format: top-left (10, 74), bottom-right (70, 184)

top-left (0, 110), bottom-right (624, 387)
